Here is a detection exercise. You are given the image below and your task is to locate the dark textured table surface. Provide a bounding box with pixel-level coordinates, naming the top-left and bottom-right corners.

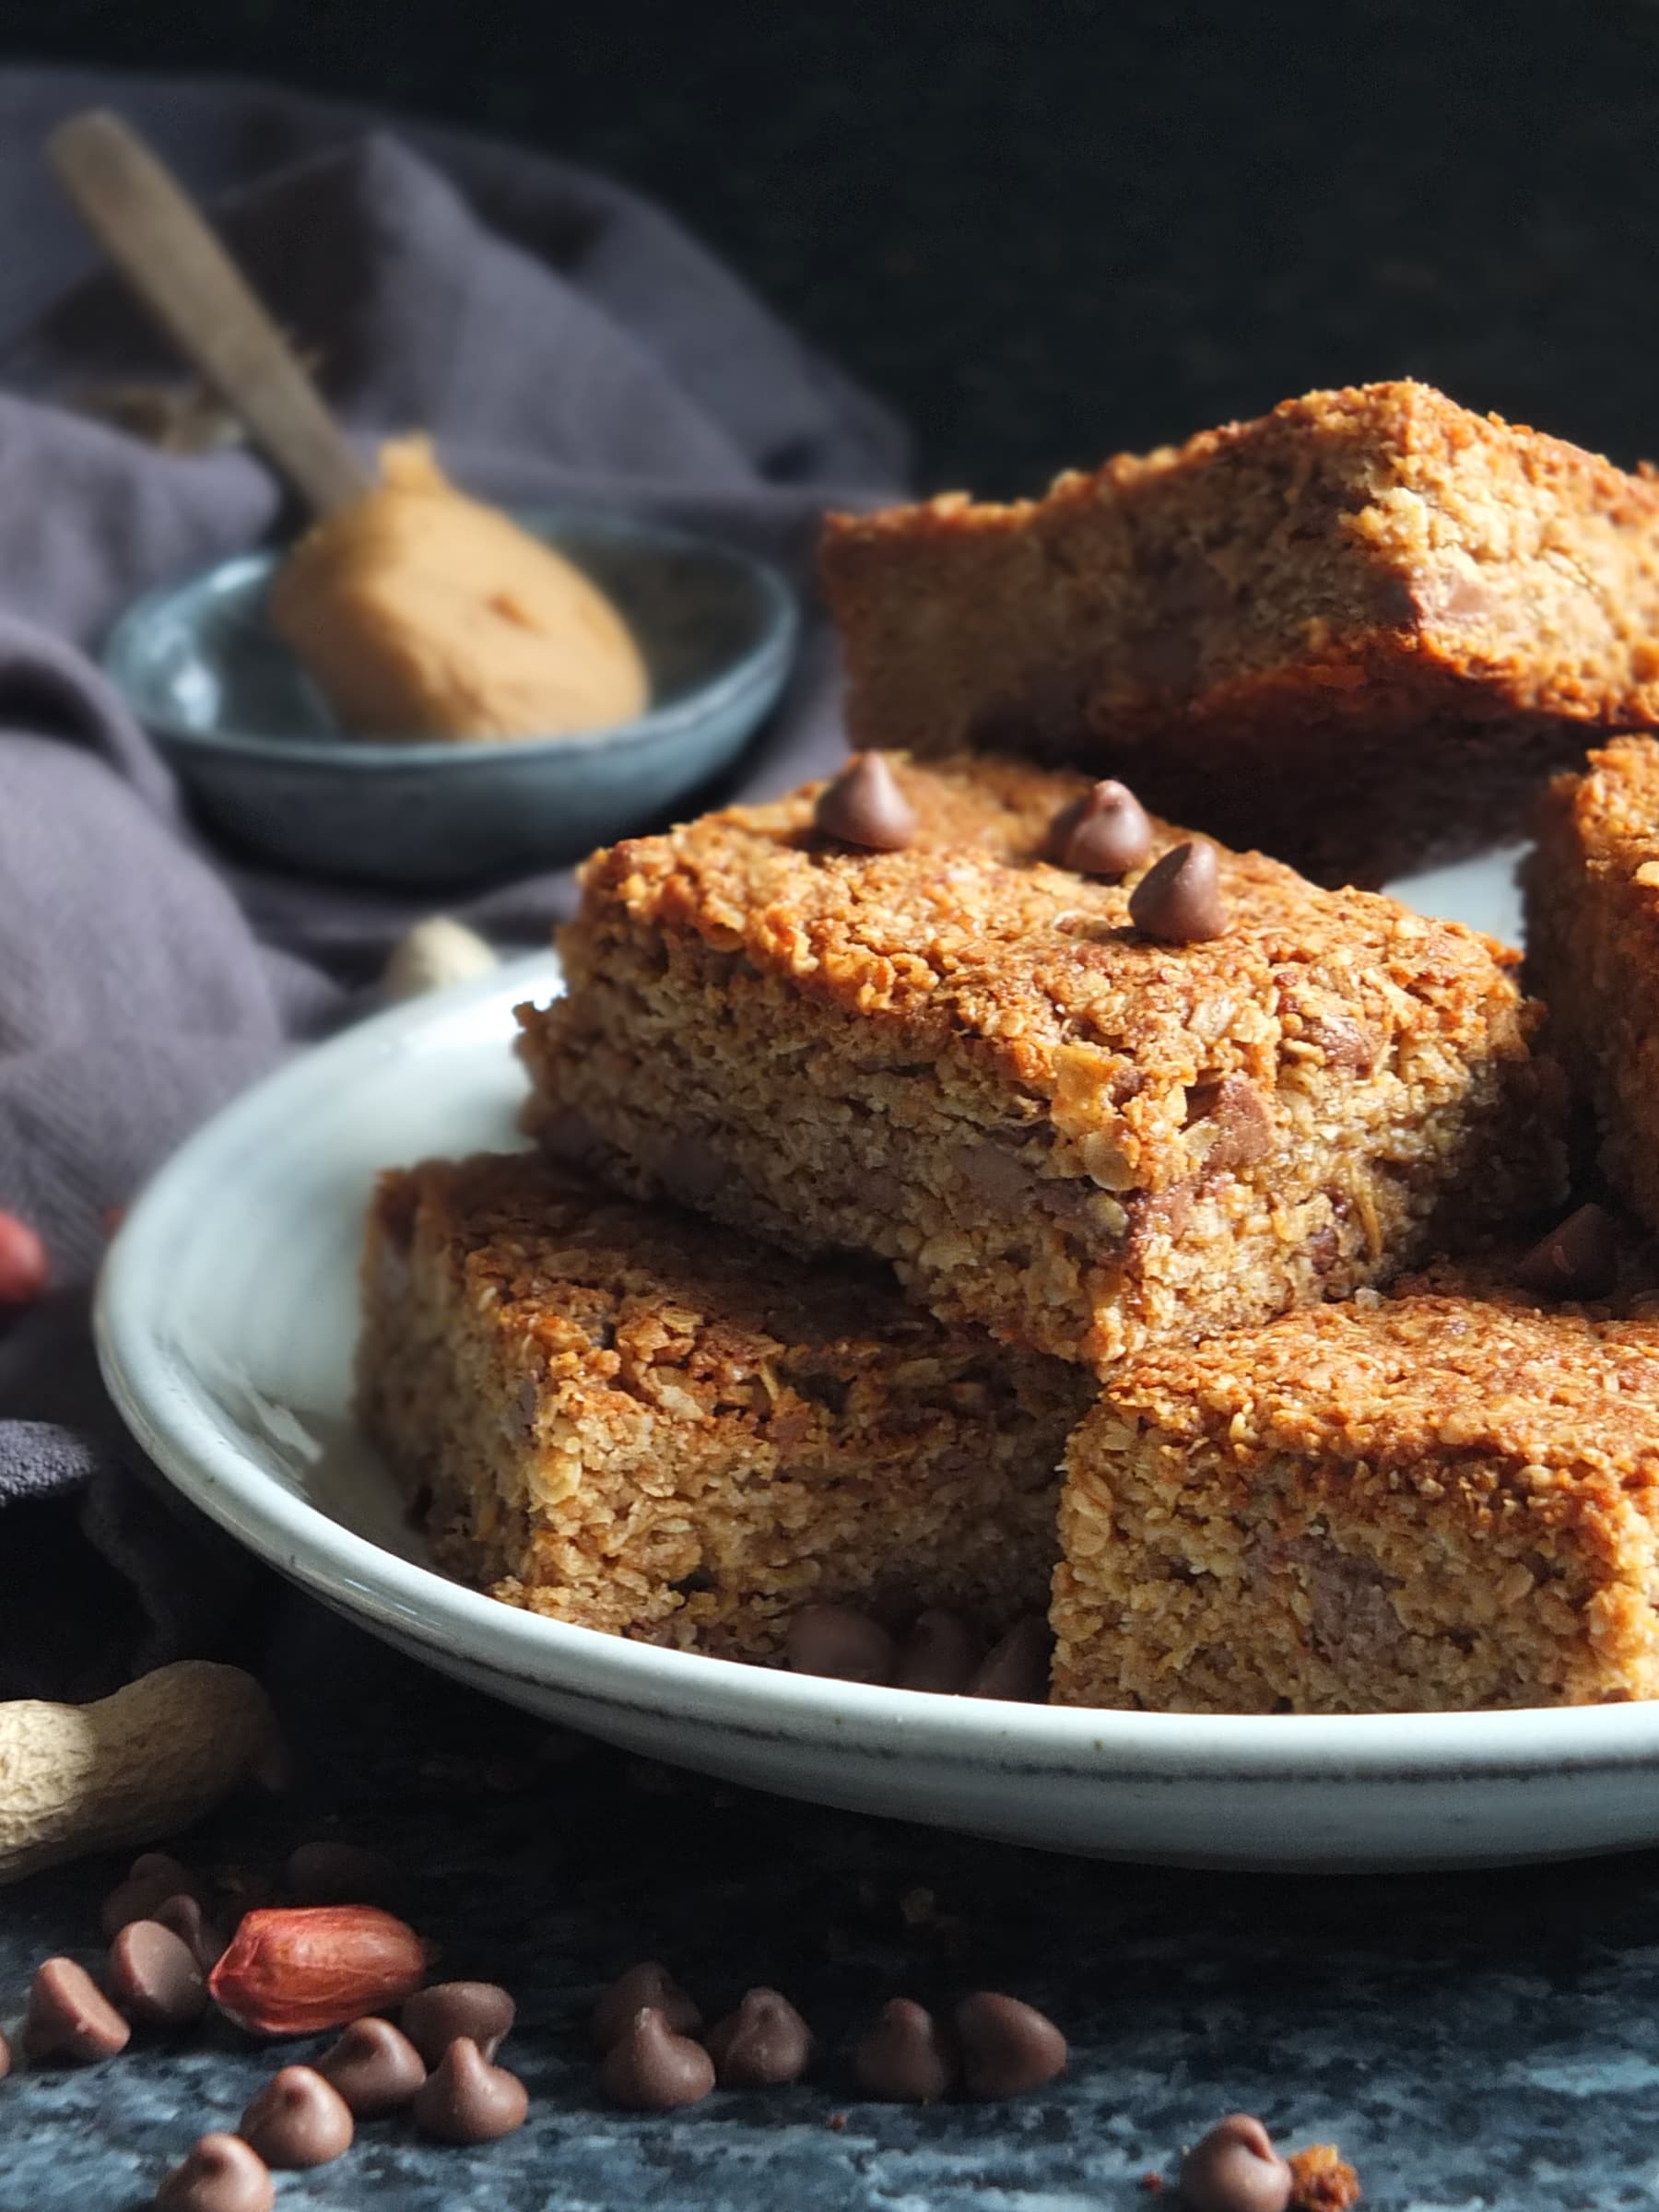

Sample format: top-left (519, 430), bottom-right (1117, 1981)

top-left (7, 1591), bottom-right (1659, 2210)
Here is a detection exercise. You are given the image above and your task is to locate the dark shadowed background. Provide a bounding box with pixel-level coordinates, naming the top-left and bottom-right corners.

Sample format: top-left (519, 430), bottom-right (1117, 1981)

top-left (5, 0), bottom-right (1658, 492)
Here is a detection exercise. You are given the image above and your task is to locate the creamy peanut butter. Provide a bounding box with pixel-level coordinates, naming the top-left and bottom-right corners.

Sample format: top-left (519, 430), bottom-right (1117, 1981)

top-left (270, 437), bottom-right (649, 741)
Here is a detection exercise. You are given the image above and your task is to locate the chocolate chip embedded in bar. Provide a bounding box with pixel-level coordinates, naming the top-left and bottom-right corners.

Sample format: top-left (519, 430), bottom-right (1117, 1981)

top-left (521, 750), bottom-right (1562, 1368)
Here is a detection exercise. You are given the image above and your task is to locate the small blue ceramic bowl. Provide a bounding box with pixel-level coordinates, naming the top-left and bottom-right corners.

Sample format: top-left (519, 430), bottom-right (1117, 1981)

top-left (104, 512), bottom-right (798, 888)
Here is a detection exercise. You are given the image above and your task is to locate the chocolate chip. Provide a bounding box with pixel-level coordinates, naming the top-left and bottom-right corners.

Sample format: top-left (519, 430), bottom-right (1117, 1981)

top-left (894, 1608), bottom-right (982, 1694)
top-left (953, 1992), bottom-right (1067, 2098)
top-left (966, 1617), bottom-right (1053, 1702)
top-left (107, 1919), bottom-right (207, 2030)
top-left (23, 1957), bottom-right (131, 2062)
top-left (1183, 1074), bottom-right (1273, 1173)
top-left (1179, 2113), bottom-right (1293, 2212)
top-left (852, 1997), bottom-right (958, 2103)
top-left (592, 1961), bottom-right (703, 2050)
top-left (285, 1839), bottom-right (397, 1907)
top-left (152, 1894), bottom-right (223, 1972)
top-left (100, 1853), bottom-right (208, 1940)
top-left (599, 2005), bottom-right (716, 2110)
top-left (1052, 779), bottom-right (1154, 877)
top-left (412, 2035), bottom-right (530, 2142)
top-left (1129, 841), bottom-right (1228, 943)
top-left (813, 752), bottom-right (916, 852)
top-left (154, 2133), bottom-right (275, 2212)
top-left (401, 1979), bottom-right (516, 2065)
top-left (1044, 791), bottom-right (1100, 862)
top-left (1125, 1179), bottom-right (1196, 1255)
top-left (1305, 1223), bottom-right (1342, 1276)
top-left (785, 1604), bottom-right (897, 1685)
top-left (703, 1987), bottom-right (814, 2087)
top-left (315, 2017), bottom-right (428, 2116)
top-left (1300, 1012), bottom-right (1375, 1073)
top-left (1516, 1201), bottom-right (1619, 1300)
top-left (239, 2065), bottom-right (354, 2169)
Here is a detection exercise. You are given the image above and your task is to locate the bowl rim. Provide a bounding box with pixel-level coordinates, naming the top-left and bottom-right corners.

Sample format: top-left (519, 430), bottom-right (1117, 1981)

top-left (91, 949), bottom-right (1659, 1793)
top-left (101, 510), bottom-right (799, 771)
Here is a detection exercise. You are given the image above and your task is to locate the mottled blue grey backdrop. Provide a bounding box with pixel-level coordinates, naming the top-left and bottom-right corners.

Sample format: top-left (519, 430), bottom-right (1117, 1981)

top-left (7, 1597), bottom-right (1659, 2212)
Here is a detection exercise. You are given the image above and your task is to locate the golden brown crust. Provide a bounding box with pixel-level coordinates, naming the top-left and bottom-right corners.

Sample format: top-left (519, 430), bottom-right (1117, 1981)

top-left (1053, 1291), bottom-right (1659, 1713)
top-left (822, 382), bottom-right (1659, 884)
top-left (520, 750), bottom-right (1563, 1369)
top-left (1090, 1294), bottom-right (1659, 1480)
top-left (1525, 735), bottom-right (1659, 1238)
top-left (356, 1152), bottom-right (1087, 1659)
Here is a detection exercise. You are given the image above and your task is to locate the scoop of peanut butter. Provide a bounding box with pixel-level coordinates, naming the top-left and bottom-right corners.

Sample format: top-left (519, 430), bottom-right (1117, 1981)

top-left (269, 437), bottom-right (650, 741)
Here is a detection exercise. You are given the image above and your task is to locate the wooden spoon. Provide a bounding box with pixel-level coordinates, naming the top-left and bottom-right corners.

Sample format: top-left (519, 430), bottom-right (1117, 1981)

top-left (47, 108), bottom-right (371, 516)
top-left (49, 108), bottom-right (649, 743)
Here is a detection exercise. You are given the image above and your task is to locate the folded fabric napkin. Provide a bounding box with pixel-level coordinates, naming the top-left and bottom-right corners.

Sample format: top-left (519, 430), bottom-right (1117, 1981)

top-left (0, 65), bottom-right (906, 1700)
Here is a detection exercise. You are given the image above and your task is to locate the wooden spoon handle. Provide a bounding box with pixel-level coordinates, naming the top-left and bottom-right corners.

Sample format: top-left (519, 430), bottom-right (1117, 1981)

top-left (47, 109), bottom-right (371, 517)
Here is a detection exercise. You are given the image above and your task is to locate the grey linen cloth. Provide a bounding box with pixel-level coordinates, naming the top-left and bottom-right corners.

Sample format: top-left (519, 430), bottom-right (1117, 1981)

top-left (0, 65), bottom-right (906, 1699)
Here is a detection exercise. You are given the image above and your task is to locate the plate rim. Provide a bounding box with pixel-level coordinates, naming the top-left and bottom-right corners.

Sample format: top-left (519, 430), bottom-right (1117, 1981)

top-left (94, 946), bottom-right (1659, 1792)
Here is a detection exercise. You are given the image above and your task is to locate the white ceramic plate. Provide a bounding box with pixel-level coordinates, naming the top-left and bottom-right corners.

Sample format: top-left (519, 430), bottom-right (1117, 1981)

top-left (95, 850), bottom-right (1659, 1870)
